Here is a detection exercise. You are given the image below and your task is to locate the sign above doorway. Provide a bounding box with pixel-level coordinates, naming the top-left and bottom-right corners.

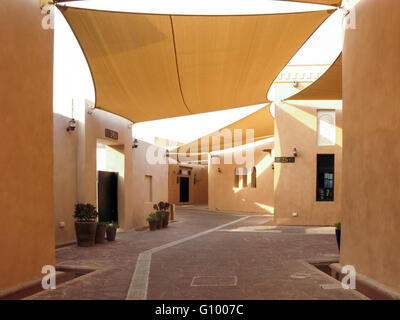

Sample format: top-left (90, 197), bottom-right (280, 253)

top-left (105, 128), bottom-right (118, 140)
top-left (275, 157), bottom-right (295, 163)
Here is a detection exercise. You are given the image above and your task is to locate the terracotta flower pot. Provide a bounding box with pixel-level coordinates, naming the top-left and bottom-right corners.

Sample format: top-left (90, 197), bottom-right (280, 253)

top-left (106, 227), bottom-right (117, 241)
top-left (75, 221), bottom-right (97, 247)
top-left (157, 218), bottom-right (163, 229)
top-left (149, 220), bottom-right (157, 231)
top-left (162, 212), bottom-right (170, 228)
top-left (95, 225), bottom-right (106, 244)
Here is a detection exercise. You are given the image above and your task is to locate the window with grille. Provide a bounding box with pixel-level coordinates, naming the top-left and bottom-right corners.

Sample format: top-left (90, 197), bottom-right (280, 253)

top-left (234, 167), bottom-right (248, 188)
top-left (251, 167), bottom-right (256, 188)
top-left (316, 154), bottom-right (334, 202)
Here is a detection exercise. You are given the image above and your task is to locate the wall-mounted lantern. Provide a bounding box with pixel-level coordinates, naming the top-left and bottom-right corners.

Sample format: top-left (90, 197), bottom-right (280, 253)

top-left (132, 139), bottom-right (139, 149)
top-left (218, 168), bottom-right (222, 173)
top-left (66, 118), bottom-right (76, 132)
top-left (165, 150), bottom-right (170, 158)
top-left (67, 98), bottom-right (76, 132)
top-left (293, 148), bottom-right (298, 157)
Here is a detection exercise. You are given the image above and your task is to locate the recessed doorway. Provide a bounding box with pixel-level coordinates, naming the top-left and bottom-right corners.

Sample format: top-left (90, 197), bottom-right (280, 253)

top-left (98, 171), bottom-right (118, 223)
top-left (96, 142), bottom-right (125, 223)
top-left (180, 176), bottom-right (189, 203)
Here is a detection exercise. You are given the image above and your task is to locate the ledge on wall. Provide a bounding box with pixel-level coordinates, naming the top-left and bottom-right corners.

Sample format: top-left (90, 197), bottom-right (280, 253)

top-left (330, 263), bottom-right (400, 300)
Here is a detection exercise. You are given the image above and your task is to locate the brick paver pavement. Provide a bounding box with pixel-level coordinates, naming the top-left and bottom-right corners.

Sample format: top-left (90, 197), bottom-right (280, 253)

top-left (27, 208), bottom-right (367, 300)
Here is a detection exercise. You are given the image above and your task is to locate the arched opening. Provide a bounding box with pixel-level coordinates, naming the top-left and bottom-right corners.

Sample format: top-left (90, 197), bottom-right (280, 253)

top-left (242, 167), bottom-right (248, 188)
top-left (234, 168), bottom-right (239, 188)
top-left (251, 166), bottom-right (257, 188)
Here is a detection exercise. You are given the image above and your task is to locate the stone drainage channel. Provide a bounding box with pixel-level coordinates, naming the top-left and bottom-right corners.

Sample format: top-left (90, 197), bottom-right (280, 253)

top-left (0, 266), bottom-right (95, 300)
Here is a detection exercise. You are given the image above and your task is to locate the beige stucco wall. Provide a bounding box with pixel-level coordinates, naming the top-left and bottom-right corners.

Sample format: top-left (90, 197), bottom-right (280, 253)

top-left (168, 164), bottom-right (208, 205)
top-left (53, 102), bottom-right (168, 245)
top-left (273, 100), bottom-right (342, 225)
top-left (79, 105), bottom-right (132, 230)
top-left (53, 114), bottom-right (78, 244)
top-left (340, 0), bottom-right (400, 293)
top-left (0, 0), bottom-right (55, 290)
top-left (130, 141), bottom-right (169, 226)
top-left (208, 142), bottom-right (275, 214)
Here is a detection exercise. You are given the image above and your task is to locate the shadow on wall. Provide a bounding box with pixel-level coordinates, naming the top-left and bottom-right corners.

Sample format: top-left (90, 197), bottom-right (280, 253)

top-left (210, 142), bottom-right (275, 214)
top-left (281, 101), bottom-right (343, 146)
top-left (233, 153), bottom-right (274, 193)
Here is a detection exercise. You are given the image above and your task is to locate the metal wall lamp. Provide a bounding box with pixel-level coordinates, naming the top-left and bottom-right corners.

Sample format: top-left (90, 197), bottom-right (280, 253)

top-left (66, 118), bottom-right (76, 132)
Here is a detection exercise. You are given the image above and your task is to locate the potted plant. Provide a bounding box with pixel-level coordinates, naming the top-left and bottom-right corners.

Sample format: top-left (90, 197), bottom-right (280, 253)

top-left (155, 211), bottom-right (165, 229)
top-left (153, 202), bottom-right (171, 228)
top-left (95, 221), bottom-right (108, 244)
top-left (335, 222), bottom-right (341, 251)
top-left (161, 202), bottom-right (170, 227)
top-left (74, 203), bottom-right (98, 247)
top-left (146, 213), bottom-right (159, 231)
top-left (106, 222), bottom-right (119, 241)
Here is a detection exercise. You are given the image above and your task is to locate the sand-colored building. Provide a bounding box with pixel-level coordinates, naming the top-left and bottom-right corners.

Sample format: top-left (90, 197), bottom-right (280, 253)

top-left (53, 99), bottom-right (169, 246)
top-left (168, 163), bottom-right (208, 206)
top-left (339, 0), bottom-right (400, 294)
top-left (0, 0), bottom-right (56, 291)
top-left (273, 100), bottom-right (342, 225)
top-left (1, 0), bottom-right (399, 298)
top-left (205, 99), bottom-right (342, 226)
top-left (208, 141), bottom-right (275, 214)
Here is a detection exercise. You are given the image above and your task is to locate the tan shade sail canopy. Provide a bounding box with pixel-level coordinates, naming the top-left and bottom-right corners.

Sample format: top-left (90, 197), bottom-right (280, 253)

top-left (60, 6), bottom-right (333, 122)
top-left (170, 105), bottom-right (274, 164)
top-left (286, 53), bottom-right (342, 100)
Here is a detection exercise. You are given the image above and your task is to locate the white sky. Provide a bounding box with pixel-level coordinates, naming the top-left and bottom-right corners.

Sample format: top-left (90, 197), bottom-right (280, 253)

top-left (53, 0), bottom-right (344, 145)
top-left (67, 0), bottom-right (333, 13)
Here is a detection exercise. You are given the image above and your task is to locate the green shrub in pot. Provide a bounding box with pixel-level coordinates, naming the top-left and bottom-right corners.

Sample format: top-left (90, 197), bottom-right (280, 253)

top-left (74, 203), bottom-right (98, 247)
top-left (95, 221), bottom-right (108, 244)
top-left (147, 213), bottom-right (159, 231)
top-left (153, 202), bottom-right (171, 228)
top-left (106, 221), bottom-right (119, 241)
top-left (155, 211), bottom-right (165, 229)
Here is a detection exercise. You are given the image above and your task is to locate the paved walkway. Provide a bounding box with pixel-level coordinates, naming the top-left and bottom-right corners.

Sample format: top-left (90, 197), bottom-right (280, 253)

top-left (27, 208), bottom-right (367, 300)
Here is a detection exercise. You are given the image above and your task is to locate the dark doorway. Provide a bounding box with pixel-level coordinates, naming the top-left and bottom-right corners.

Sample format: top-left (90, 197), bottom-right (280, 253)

top-left (179, 177), bottom-right (189, 203)
top-left (98, 171), bottom-right (118, 222)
